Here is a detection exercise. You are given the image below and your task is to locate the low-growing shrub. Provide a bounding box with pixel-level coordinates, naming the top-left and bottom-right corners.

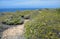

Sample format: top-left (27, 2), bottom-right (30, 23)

top-left (2, 15), bottom-right (24, 25)
top-left (25, 10), bottom-right (60, 39)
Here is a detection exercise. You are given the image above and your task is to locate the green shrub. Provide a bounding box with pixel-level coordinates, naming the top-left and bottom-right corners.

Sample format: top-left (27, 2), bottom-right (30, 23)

top-left (2, 15), bottom-right (24, 25)
top-left (25, 10), bottom-right (60, 39)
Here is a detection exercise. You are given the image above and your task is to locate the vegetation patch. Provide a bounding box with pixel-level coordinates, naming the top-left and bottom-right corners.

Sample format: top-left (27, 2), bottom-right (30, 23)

top-left (25, 9), bottom-right (60, 39)
top-left (0, 8), bottom-right (60, 39)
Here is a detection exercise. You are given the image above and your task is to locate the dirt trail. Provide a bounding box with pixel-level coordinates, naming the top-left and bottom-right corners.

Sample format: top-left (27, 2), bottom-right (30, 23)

top-left (1, 20), bottom-right (29, 39)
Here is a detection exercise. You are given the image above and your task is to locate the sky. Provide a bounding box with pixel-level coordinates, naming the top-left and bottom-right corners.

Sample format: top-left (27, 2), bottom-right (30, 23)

top-left (0, 0), bottom-right (60, 8)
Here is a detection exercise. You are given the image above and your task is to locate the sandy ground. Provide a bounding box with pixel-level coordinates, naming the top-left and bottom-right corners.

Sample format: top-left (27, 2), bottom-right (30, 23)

top-left (1, 20), bottom-right (29, 39)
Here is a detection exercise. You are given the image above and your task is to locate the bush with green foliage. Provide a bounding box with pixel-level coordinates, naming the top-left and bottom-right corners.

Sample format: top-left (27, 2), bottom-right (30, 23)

top-left (2, 15), bottom-right (24, 25)
top-left (1, 10), bottom-right (32, 25)
top-left (25, 9), bottom-right (60, 39)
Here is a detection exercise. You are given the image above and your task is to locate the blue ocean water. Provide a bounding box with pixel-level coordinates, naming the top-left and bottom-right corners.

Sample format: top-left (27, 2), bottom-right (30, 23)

top-left (0, 8), bottom-right (40, 12)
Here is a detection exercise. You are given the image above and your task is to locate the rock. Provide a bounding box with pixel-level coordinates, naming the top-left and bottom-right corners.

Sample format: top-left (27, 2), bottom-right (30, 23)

top-left (0, 32), bottom-right (2, 39)
top-left (24, 15), bottom-right (30, 19)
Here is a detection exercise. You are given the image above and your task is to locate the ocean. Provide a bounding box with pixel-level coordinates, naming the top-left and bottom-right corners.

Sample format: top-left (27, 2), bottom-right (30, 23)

top-left (0, 8), bottom-right (40, 12)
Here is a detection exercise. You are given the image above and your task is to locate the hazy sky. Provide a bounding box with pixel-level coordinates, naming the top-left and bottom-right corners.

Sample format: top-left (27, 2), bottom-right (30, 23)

top-left (0, 0), bottom-right (60, 8)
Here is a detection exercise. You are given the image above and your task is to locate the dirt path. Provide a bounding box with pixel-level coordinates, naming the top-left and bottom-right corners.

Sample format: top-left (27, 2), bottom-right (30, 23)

top-left (1, 20), bottom-right (29, 39)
